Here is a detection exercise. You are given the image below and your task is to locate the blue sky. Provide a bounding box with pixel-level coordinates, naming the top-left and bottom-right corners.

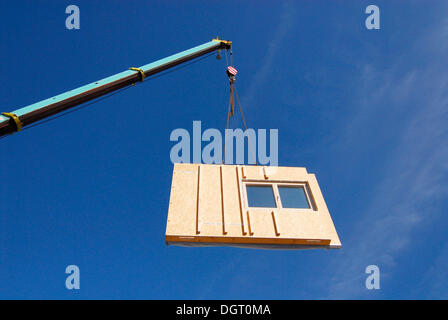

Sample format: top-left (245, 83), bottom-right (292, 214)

top-left (1, 0), bottom-right (447, 299)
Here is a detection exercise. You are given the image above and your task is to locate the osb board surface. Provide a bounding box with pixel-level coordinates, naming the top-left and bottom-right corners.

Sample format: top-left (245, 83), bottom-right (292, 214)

top-left (166, 163), bottom-right (341, 248)
top-left (242, 165), bottom-right (308, 181)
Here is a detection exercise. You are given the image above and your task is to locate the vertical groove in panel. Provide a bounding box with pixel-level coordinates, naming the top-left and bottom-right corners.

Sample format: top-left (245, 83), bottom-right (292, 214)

top-left (220, 166), bottom-right (227, 235)
top-left (246, 210), bottom-right (254, 236)
top-left (241, 166), bottom-right (246, 179)
top-left (263, 166), bottom-right (269, 179)
top-left (271, 211), bottom-right (280, 236)
top-left (236, 166), bottom-right (246, 235)
top-left (196, 166), bottom-right (201, 234)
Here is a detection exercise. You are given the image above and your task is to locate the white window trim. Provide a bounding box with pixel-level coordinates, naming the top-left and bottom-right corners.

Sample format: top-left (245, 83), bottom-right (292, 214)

top-left (242, 180), bottom-right (317, 212)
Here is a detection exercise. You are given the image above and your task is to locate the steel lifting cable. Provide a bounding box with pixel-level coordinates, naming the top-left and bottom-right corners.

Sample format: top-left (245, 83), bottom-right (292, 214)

top-left (225, 80), bottom-right (235, 131)
top-left (222, 59), bottom-right (237, 163)
top-left (233, 83), bottom-right (257, 165)
top-left (222, 61), bottom-right (257, 165)
top-left (223, 76), bottom-right (235, 163)
top-left (233, 86), bottom-right (248, 133)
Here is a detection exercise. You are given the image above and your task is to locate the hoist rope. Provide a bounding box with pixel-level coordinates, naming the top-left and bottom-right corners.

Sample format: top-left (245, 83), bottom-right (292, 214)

top-left (234, 84), bottom-right (258, 165)
top-left (233, 85), bottom-right (248, 132)
top-left (222, 77), bottom-right (258, 165)
top-left (223, 79), bottom-right (234, 163)
top-left (221, 44), bottom-right (257, 165)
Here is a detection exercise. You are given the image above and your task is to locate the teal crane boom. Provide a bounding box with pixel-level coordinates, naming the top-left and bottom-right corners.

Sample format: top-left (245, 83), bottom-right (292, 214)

top-left (0, 38), bottom-right (231, 138)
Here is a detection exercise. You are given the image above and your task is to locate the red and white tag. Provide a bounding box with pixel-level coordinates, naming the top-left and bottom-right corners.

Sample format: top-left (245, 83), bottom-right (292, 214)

top-left (227, 66), bottom-right (238, 76)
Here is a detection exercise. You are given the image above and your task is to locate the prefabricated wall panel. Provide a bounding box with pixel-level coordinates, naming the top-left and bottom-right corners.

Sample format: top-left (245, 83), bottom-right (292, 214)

top-left (165, 163), bottom-right (341, 249)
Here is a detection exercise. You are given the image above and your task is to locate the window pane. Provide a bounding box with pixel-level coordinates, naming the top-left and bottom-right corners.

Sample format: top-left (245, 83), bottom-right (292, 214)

top-left (278, 186), bottom-right (310, 209)
top-left (246, 185), bottom-right (276, 208)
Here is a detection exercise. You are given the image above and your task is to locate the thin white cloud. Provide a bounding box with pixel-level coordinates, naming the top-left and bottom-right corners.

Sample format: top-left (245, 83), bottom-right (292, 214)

top-left (323, 14), bottom-right (448, 299)
top-left (419, 244), bottom-right (448, 299)
top-left (241, 2), bottom-right (295, 110)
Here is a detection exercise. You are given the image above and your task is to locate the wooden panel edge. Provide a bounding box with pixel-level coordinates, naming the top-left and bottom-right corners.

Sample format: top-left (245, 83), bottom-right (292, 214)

top-left (165, 235), bottom-right (331, 246)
